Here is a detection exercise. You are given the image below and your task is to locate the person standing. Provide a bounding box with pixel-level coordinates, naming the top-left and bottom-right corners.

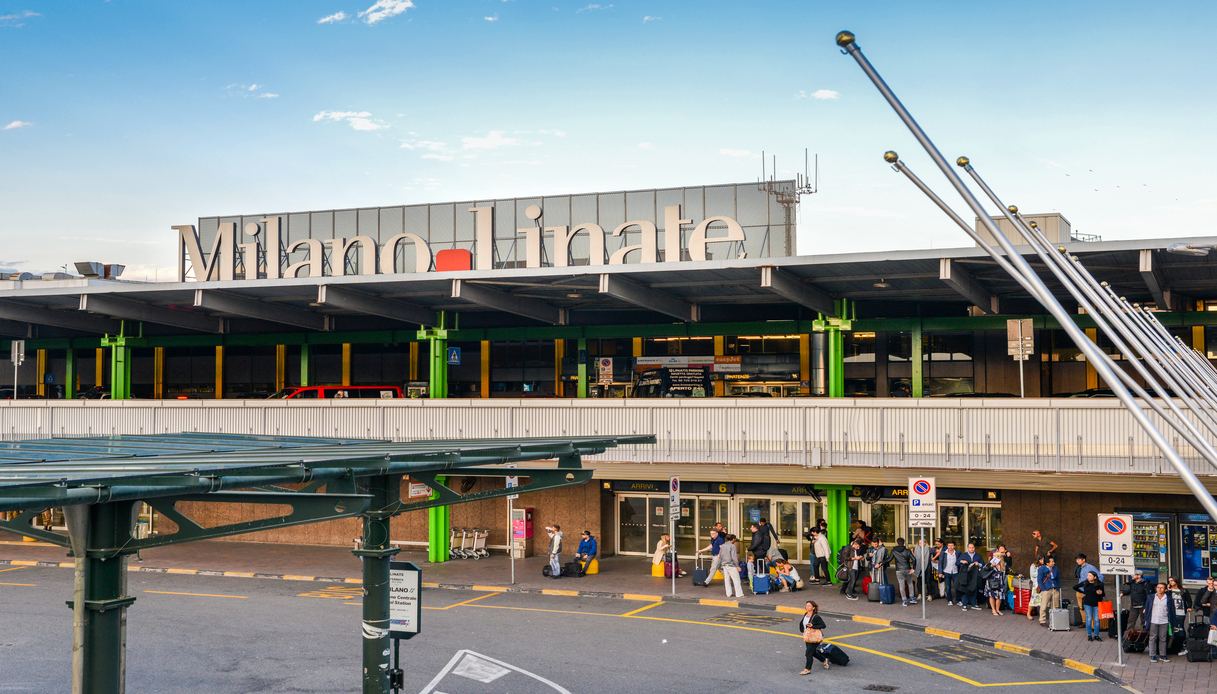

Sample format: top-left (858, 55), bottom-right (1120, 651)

top-left (957, 543), bottom-right (983, 611)
top-left (869, 536), bottom-right (889, 589)
top-left (840, 540), bottom-right (863, 601)
top-left (1076, 570), bottom-right (1105, 641)
top-left (719, 533), bottom-right (744, 599)
top-left (939, 542), bottom-right (960, 606)
top-left (759, 517), bottom-right (783, 563)
top-left (1192, 576), bottom-right (1215, 619)
top-left (748, 522), bottom-right (771, 571)
top-left (1031, 530), bottom-right (1058, 563)
top-left (546, 525), bottom-right (563, 579)
top-left (1036, 556), bottom-right (1061, 626)
top-left (891, 538), bottom-right (917, 606)
top-left (798, 600), bottom-right (828, 676)
top-left (913, 536), bottom-right (933, 602)
top-left (1144, 582), bottom-right (1177, 663)
top-left (985, 552), bottom-right (1009, 616)
top-left (1073, 553), bottom-right (1101, 624)
top-left (1166, 576), bottom-right (1191, 655)
top-left (811, 529), bottom-right (832, 585)
top-left (1122, 570), bottom-right (1149, 629)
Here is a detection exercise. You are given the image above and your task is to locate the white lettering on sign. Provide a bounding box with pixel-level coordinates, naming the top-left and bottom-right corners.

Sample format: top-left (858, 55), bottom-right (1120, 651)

top-left (177, 204), bottom-right (749, 281)
top-left (908, 477), bottom-right (937, 528)
top-left (388, 561), bottom-right (421, 639)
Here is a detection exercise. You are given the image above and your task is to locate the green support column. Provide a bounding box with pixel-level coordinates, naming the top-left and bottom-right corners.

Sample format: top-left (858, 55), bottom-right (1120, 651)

top-left (576, 337), bottom-right (588, 398)
top-left (353, 474), bottom-right (401, 694)
top-left (418, 312), bottom-right (448, 399)
top-left (827, 327), bottom-right (844, 398)
top-left (100, 324), bottom-right (142, 400)
top-left (300, 343), bottom-right (311, 386)
top-left (427, 475), bottom-right (449, 563)
top-left (825, 486), bottom-right (851, 582)
top-left (65, 348), bottom-right (76, 399)
top-left (911, 322), bottom-right (924, 397)
top-left (80, 501), bottom-right (137, 694)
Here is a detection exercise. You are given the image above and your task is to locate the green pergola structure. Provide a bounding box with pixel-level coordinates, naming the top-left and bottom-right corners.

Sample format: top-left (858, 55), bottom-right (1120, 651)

top-left (0, 431), bottom-right (654, 694)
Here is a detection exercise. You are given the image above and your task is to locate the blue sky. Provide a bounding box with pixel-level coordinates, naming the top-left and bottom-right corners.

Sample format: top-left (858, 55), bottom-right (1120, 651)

top-left (2, 1), bottom-right (1215, 279)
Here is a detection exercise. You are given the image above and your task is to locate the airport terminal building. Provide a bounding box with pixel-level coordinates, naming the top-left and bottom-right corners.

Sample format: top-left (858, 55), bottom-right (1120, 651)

top-left (2, 180), bottom-right (1217, 586)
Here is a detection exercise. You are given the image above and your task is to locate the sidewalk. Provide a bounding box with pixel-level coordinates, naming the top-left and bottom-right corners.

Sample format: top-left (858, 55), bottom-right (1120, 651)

top-left (5, 539), bottom-right (1213, 694)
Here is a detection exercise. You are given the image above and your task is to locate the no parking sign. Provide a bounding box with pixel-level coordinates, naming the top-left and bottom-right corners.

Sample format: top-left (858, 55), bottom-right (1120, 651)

top-left (908, 477), bottom-right (936, 528)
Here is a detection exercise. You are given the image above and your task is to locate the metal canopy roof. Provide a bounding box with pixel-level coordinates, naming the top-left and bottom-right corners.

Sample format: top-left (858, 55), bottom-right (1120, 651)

top-left (0, 235), bottom-right (1214, 336)
top-left (0, 432), bottom-right (653, 512)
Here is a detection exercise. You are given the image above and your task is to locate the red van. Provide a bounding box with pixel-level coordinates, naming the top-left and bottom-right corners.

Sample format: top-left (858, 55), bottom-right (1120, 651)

top-left (269, 385), bottom-right (403, 400)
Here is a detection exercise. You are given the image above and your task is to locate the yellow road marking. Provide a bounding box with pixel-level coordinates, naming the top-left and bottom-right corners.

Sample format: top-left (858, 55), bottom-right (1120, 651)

top-left (343, 577), bottom-right (362, 585)
top-left (0, 566), bottom-right (30, 574)
top-left (298, 585), bottom-right (363, 599)
top-left (852, 615), bottom-right (891, 626)
top-left (223, 571), bottom-right (256, 578)
top-left (164, 568), bottom-right (197, 575)
top-left (541, 588), bottom-right (579, 597)
top-left (0, 581), bottom-right (37, 587)
top-left (775, 605), bottom-right (804, 615)
top-left (623, 593), bottom-right (662, 602)
top-left (470, 584), bottom-right (508, 593)
top-left (145, 590), bottom-right (247, 600)
top-left (58, 562), bottom-right (74, 568)
top-left (436, 592), bottom-right (500, 611)
top-left (925, 626), bottom-right (961, 639)
top-left (10, 560), bottom-right (38, 566)
top-left (280, 575), bottom-right (315, 582)
top-left (466, 602), bottom-right (1098, 688)
top-left (698, 598), bottom-right (738, 608)
top-left (621, 601), bottom-right (663, 617)
top-left (422, 581), bottom-right (439, 588)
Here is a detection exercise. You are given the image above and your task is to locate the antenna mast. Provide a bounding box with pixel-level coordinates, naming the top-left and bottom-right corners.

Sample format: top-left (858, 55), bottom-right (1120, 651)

top-left (757, 148), bottom-right (819, 256)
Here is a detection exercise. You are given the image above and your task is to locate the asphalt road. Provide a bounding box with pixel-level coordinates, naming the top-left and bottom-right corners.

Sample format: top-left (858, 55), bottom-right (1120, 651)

top-left (1, 565), bottom-right (1121, 693)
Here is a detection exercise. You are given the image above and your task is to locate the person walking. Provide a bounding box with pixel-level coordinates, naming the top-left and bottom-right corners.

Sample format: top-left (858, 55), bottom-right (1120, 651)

top-left (939, 542), bottom-right (960, 606)
top-left (1076, 570), bottom-right (1105, 641)
top-left (1036, 556), bottom-right (1061, 626)
top-left (1122, 570), bottom-right (1149, 629)
top-left (811, 529), bottom-right (831, 585)
top-left (719, 533), bottom-right (744, 599)
top-left (891, 538), bottom-right (916, 606)
top-left (545, 525), bottom-right (563, 579)
top-left (798, 600), bottom-right (828, 675)
top-left (1144, 582), bottom-right (1177, 663)
top-left (695, 528), bottom-right (725, 587)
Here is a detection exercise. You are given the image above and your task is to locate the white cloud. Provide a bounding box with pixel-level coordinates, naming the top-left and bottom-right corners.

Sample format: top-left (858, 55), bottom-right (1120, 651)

top-left (358, 0), bottom-right (414, 25)
top-left (3, 120), bottom-right (32, 130)
top-left (642, 15), bottom-right (661, 23)
top-left (313, 110), bottom-right (387, 131)
top-left (637, 142), bottom-right (654, 150)
top-left (461, 130), bottom-right (520, 150)
top-left (811, 89), bottom-right (840, 100)
top-left (257, 92), bottom-right (280, 99)
top-left (228, 83), bottom-right (280, 99)
top-left (483, 14), bottom-right (499, 22)
top-left (0, 10), bottom-right (39, 27)
top-left (719, 148), bottom-right (754, 159)
top-left (317, 11), bottom-right (348, 24)
top-left (577, 3), bottom-right (612, 13)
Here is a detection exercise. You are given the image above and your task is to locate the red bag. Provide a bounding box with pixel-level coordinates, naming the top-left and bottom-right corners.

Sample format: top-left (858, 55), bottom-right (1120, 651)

top-left (860, 575), bottom-right (872, 595)
top-left (1013, 588), bottom-right (1033, 615)
top-left (1098, 600), bottom-right (1115, 620)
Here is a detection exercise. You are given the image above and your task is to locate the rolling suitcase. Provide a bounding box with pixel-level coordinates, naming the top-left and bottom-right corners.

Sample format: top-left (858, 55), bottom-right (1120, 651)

top-left (867, 579), bottom-right (881, 602)
top-left (1167, 628), bottom-right (1185, 655)
top-left (1013, 587), bottom-right (1033, 616)
top-left (1186, 637), bottom-right (1212, 662)
top-left (664, 557), bottom-right (673, 579)
top-left (875, 571), bottom-right (895, 604)
top-left (692, 557), bottom-right (709, 586)
top-left (1122, 627), bottom-right (1148, 653)
top-left (751, 559), bottom-right (771, 595)
top-left (1048, 608), bottom-right (1071, 631)
top-left (816, 642), bottom-right (850, 666)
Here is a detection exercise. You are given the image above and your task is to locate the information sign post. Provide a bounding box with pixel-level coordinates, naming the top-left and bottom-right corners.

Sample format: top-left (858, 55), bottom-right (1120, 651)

top-left (506, 470), bottom-right (518, 585)
top-left (669, 476), bottom-right (680, 597)
top-left (388, 560), bottom-right (421, 693)
top-left (10, 339), bottom-right (24, 399)
top-left (1098, 513), bottom-right (1134, 667)
top-left (908, 477), bottom-right (937, 621)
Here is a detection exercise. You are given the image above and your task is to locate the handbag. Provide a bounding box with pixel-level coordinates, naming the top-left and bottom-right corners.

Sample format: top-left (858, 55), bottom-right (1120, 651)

top-left (835, 566), bottom-right (848, 581)
top-left (1097, 600), bottom-right (1115, 620)
top-left (1208, 629), bottom-right (1217, 647)
top-left (803, 627), bottom-right (823, 644)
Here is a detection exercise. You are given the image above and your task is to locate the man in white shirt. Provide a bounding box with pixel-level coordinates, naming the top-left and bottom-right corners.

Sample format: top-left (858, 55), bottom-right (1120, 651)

top-left (1144, 582), bottom-right (1175, 663)
top-left (940, 542), bottom-right (960, 605)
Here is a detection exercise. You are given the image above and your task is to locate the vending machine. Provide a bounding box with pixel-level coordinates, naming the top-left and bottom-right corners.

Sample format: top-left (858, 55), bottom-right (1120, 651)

top-left (1178, 513), bottom-right (1216, 586)
top-left (1130, 512), bottom-right (1172, 585)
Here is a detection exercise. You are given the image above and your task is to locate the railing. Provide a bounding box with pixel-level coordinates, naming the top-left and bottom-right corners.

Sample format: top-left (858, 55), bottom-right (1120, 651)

top-left (0, 398), bottom-right (1213, 476)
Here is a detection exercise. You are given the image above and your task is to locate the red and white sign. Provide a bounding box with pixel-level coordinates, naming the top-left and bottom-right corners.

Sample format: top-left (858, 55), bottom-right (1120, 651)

top-left (908, 477), bottom-right (937, 528)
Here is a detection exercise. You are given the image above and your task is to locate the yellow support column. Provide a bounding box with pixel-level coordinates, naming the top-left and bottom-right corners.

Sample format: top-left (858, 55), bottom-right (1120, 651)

top-left (275, 344), bottom-right (286, 392)
top-left (712, 335), bottom-right (725, 396)
top-left (35, 348), bottom-right (46, 397)
top-left (214, 345), bottom-right (224, 400)
top-left (553, 339), bottom-right (565, 397)
top-left (799, 334), bottom-right (810, 395)
top-left (480, 340), bottom-right (491, 398)
top-left (1084, 327), bottom-right (1099, 390)
top-left (153, 347), bottom-right (164, 399)
top-left (342, 343), bottom-right (351, 386)
top-left (95, 348), bottom-right (104, 388)
top-left (632, 338), bottom-right (643, 357)
top-left (1193, 325), bottom-right (1205, 352)
top-left (408, 342), bottom-right (419, 382)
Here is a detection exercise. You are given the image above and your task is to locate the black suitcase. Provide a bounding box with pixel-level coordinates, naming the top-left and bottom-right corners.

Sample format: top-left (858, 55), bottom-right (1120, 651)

top-left (1188, 622), bottom-right (1210, 640)
top-left (1122, 628), bottom-right (1148, 653)
top-left (692, 557), bottom-right (709, 586)
top-left (817, 642), bottom-right (850, 666)
top-left (561, 561), bottom-right (582, 577)
top-left (1185, 638), bottom-right (1212, 662)
top-left (1108, 609), bottom-right (1128, 638)
top-left (1167, 629), bottom-right (1185, 655)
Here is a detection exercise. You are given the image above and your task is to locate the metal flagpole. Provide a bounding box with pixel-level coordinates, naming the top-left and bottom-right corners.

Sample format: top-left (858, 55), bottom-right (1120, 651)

top-left (836, 30), bottom-right (1217, 520)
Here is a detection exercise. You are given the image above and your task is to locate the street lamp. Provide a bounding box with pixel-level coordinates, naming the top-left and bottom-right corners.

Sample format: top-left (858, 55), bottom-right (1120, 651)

top-left (1165, 243), bottom-right (1213, 257)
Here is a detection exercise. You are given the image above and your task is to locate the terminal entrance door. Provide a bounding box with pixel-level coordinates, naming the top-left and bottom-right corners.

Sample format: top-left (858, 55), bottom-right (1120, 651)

top-left (735, 497), bottom-right (822, 562)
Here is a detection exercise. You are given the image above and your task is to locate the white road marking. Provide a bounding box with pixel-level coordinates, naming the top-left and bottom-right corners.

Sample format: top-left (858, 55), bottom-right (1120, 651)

top-left (419, 649), bottom-right (572, 694)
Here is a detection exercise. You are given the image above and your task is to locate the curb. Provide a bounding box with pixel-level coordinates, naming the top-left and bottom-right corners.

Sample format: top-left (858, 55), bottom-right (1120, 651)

top-left (1, 558), bottom-right (1122, 685)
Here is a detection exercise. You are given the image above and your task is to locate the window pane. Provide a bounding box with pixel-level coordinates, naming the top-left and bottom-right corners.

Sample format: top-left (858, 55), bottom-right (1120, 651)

top-left (618, 497), bottom-right (647, 553)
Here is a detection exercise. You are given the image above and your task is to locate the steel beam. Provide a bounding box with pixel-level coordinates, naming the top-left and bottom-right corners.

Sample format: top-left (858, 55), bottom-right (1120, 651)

top-left (759, 266), bottom-right (834, 314)
top-left (404, 466), bottom-right (591, 512)
top-left (316, 285), bottom-right (434, 326)
top-left (0, 507), bottom-right (70, 546)
top-left (0, 300), bottom-right (119, 334)
top-left (78, 500), bottom-right (137, 694)
top-left (79, 294), bottom-right (224, 333)
top-left (194, 289), bottom-right (330, 331)
top-left (598, 274), bottom-right (698, 322)
top-left (939, 258), bottom-right (998, 314)
top-left (1138, 249), bottom-right (1170, 310)
top-left (451, 279), bottom-right (566, 325)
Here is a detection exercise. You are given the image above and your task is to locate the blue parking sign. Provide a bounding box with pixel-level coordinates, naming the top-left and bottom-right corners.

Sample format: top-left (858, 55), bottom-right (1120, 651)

top-left (446, 347), bottom-right (461, 365)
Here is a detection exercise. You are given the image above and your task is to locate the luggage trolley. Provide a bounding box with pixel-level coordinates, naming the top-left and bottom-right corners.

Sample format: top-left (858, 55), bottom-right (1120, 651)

top-left (469, 528), bottom-right (490, 559)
